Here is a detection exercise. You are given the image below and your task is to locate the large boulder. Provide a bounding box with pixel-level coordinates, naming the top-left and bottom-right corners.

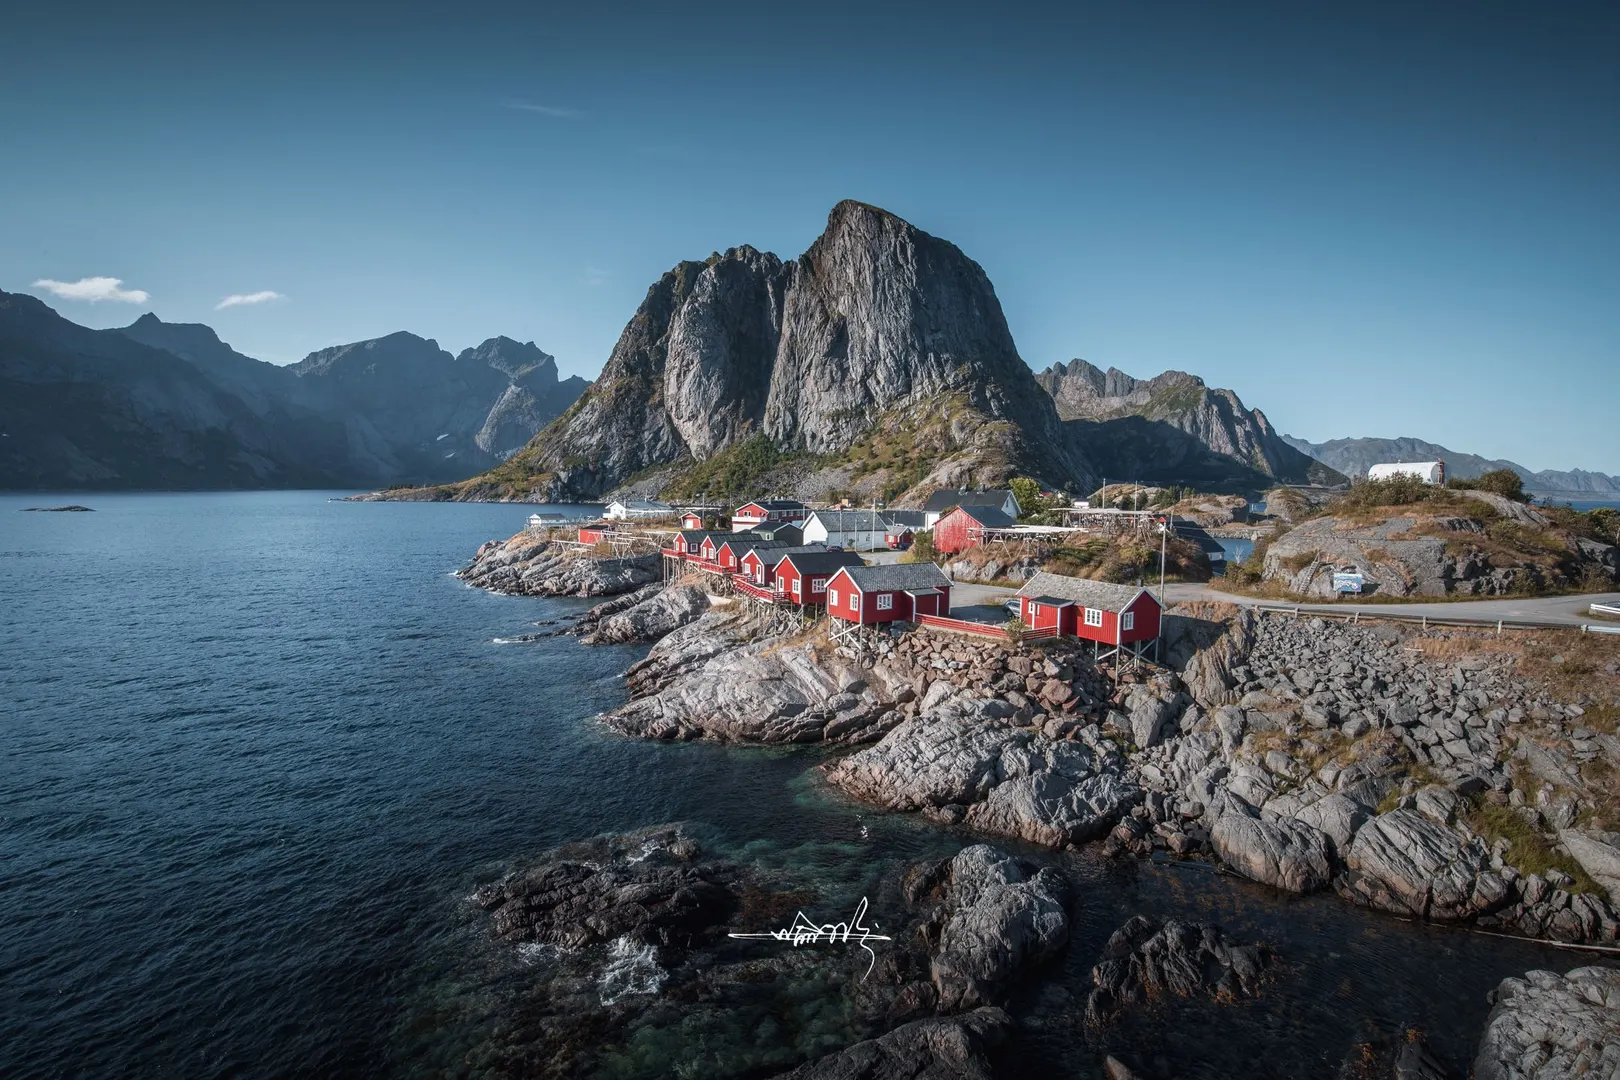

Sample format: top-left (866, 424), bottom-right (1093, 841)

top-left (1211, 810), bottom-right (1333, 893)
top-left (1472, 966), bottom-right (1620, 1080)
top-left (825, 702), bottom-right (1138, 849)
top-left (1337, 809), bottom-right (1509, 921)
top-left (930, 845), bottom-right (1070, 1011)
top-left (1559, 829), bottom-right (1620, 903)
top-left (582, 582), bottom-right (711, 643)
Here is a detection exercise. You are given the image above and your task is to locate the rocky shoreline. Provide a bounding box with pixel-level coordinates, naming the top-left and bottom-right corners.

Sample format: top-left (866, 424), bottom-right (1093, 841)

top-left (459, 532), bottom-right (1620, 1077)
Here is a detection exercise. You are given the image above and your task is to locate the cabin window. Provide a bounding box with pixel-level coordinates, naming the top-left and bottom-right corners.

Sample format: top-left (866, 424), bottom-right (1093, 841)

top-left (829, 589), bottom-right (839, 607)
top-left (876, 594), bottom-right (893, 611)
top-left (1085, 607), bottom-right (1104, 628)
top-left (792, 578), bottom-right (801, 595)
top-left (810, 577), bottom-right (826, 591)
top-left (1122, 611), bottom-right (1135, 631)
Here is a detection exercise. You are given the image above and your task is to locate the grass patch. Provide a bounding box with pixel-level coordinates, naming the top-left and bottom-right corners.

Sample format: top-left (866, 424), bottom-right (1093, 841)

top-left (1465, 799), bottom-right (1599, 893)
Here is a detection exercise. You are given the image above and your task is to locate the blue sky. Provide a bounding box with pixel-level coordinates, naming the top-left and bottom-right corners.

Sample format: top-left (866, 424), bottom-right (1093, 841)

top-left (3, 1), bottom-right (1616, 473)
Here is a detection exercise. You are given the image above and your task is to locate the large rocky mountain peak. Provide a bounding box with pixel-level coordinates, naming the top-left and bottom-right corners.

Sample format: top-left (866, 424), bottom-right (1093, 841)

top-left (485, 201), bottom-right (1086, 501)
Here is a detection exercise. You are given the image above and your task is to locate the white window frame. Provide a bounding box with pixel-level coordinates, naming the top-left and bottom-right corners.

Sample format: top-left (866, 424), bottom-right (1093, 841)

top-left (876, 593), bottom-right (894, 611)
top-left (1085, 607), bottom-right (1104, 628)
top-left (810, 576), bottom-right (826, 592)
top-left (792, 577), bottom-right (802, 596)
top-left (1122, 611), bottom-right (1135, 631)
top-left (829, 589), bottom-right (839, 607)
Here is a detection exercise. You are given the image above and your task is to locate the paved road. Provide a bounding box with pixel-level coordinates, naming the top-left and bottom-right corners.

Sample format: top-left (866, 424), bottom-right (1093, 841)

top-left (1160, 582), bottom-right (1620, 629)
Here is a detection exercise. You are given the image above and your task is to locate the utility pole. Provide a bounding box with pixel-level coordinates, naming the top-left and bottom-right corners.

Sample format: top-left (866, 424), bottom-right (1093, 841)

top-left (1158, 519), bottom-right (1168, 603)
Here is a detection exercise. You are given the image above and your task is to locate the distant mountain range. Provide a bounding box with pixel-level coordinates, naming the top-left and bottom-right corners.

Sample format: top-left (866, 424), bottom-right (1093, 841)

top-left (0, 292), bottom-right (585, 490)
top-left (1280, 435), bottom-right (1620, 497)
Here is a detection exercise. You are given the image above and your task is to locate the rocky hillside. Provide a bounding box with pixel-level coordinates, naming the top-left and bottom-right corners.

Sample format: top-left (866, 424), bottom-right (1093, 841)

top-left (0, 292), bottom-right (585, 490)
top-left (418, 201), bottom-right (1092, 503)
top-left (1282, 434), bottom-right (1620, 498)
top-left (1038, 360), bottom-right (1343, 489)
top-left (1237, 487), bottom-right (1619, 598)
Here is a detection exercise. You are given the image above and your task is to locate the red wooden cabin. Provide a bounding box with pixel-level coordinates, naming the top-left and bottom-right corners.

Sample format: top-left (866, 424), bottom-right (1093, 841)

top-left (772, 550), bottom-right (865, 604)
top-left (716, 537), bottom-right (793, 574)
top-left (738, 543), bottom-right (826, 586)
top-left (931, 505), bottom-right (1017, 555)
top-left (825, 563), bottom-right (953, 625)
top-left (1015, 572), bottom-right (1161, 645)
top-left (730, 499), bottom-right (809, 532)
top-left (578, 525), bottom-right (608, 544)
top-left (671, 530), bottom-right (720, 559)
top-left (680, 511), bottom-right (704, 530)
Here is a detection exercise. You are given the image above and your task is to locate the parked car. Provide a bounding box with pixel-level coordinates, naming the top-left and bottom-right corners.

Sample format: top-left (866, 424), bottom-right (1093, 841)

top-left (1003, 598), bottom-right (1021, 617)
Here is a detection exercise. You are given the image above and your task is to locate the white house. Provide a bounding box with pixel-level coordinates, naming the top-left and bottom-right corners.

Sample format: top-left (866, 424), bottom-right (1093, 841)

top-left (604, 499), bottom-right (675, 520)
top-left (1366, 461), bottom-right (1445, 485)
top-left (802, 509), bottom-right (888, 550)
top-left (920, 488), bottom-right (1022, 528)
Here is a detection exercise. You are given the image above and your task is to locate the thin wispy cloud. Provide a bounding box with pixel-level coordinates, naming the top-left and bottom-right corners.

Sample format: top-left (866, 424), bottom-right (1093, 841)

top-left (583, 267), bottom-right (610, 286)
top-left (216, 290), bottom-right (284, 310)
top-left (503, 100), bottom-right (582, 119)
top-left (32, 276), bottom-right (149, 303)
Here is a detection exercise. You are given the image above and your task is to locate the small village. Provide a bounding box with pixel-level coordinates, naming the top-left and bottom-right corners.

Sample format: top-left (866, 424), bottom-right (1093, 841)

top-left (547, 489), bottom-right (1169, 663)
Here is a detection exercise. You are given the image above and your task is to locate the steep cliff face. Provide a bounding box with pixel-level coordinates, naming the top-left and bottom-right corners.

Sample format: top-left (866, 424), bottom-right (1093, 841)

top-left (1038, 360), bottom-right (1341, 489)
top-left (463, 201), bottom-right (1087, 501)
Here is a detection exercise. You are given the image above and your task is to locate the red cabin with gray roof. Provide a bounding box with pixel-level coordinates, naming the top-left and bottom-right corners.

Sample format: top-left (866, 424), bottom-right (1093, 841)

top-left (772, 549), bottom-right (865, 604)
top-left (825, 563), bottom-right (953, 624)
top-left (1014, 572), bottom-right (1160, 644)
top-left (931, 505), bottom-right (1017, 555)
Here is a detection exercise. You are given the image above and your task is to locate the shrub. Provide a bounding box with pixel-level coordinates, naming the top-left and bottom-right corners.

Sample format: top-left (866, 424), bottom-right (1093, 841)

top-left (901, 531), bottom-right (937, 564)
top-left (1449, 468), bottom-right (1529, 503)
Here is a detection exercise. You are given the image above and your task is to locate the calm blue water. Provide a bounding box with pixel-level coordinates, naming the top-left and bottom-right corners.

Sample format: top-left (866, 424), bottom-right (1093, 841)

top-left (0, 493), bottom-right (1585, 1079)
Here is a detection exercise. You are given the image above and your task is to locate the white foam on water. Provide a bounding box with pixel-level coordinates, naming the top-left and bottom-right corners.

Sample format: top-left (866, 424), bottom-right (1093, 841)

top-left (517, 941), bottom-right (560, 966)
top-left (597, 936), bottom-right (664, 1005)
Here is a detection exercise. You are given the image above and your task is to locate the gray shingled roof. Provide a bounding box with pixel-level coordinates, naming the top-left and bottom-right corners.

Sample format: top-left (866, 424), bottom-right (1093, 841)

top-left (881, 510), bottom-right (929, 529)
top-left (922, 488), bottom-right (1016, 513)
top-left (745, 544), bottom-right (827, 563)
top-left (807, 509), bottom-right (888, 530)
top-left (1016, 572), bottom-right (1146, 611)
top-left (837, 562), bottom-right (952, 592)
top-left (774, 550), bottom-right (864, 575)
top-left (678, 529), bottom-right (723, 546)
top-left (719, 536), bottom-right (797, 555)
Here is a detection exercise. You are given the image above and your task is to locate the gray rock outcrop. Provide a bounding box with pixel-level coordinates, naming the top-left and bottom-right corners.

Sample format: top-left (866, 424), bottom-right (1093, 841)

top-left (1211, 810), bottom-right (1334, 893)
top-left (581, 582), bottom-right (711, 644)
top-left (458, 532), bottom-right (660, 597)
top-left (824, 700), bottom-right (1138, 849)
top-left (1472, 966), bottom-right (1620, 1080)
top-left (1083, 914), bottom-right (1273, 1026)
top-left (927, 845), bottom-right (1071, 1012)
top-left (1337, 809), bottom-right (1510, 921)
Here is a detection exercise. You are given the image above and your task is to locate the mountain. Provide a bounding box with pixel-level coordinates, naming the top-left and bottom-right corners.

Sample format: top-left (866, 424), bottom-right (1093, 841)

top-left (1280, 435), bottom-right (1620, 497)
top-left (456, 337), bottom-right (588, 458)
top-left (445, 201), bottom-right (1090, 502)
top-left (0, 292), bottom-right (345, 489)
top-left (0, 291), bottom-right (586, 491)
top-left (1038, 360), bottom-right (1345, 489)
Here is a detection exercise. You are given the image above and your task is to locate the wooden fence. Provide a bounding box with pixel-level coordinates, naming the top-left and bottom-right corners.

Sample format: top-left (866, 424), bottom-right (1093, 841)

top-left (914, 613), bottom-right (1059, 643)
